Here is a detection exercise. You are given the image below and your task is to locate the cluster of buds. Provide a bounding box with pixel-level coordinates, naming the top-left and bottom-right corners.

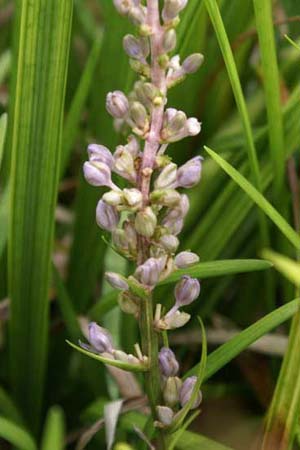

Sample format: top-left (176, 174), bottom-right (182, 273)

top-left (156, 347), bottom-right (202, 427)
top-left (80, 0), bottom-right (205, 438)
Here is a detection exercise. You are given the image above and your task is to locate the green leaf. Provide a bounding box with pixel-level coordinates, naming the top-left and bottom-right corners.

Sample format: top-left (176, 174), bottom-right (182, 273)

top-left (284, 34), bottom-right (300, 51)
top-left (205, 146), bottom-right (300, 251)
top-left (261, 249), bottom-right (300, 288)
top-left (0, 417), bottom-right (36, 450)
top-left (0, 113), bottom-right (7, 169)
top-left (169, 319), bottom-right (207, 435)
top-left (0, 50), bottom-right (11, 85)
top-left (253, 0), bottom-right (285, 202)
top-left (41, 407), bottom-right (65, 450)
top-left (67, 340), bottom-right (148, 373)
top-left (176, 430), bottom-right (234, 450)
top-left (8, 0), bottom-right (73, 430)
top-left (204, 0), bottom-right (268, 245)
top-left (52, 264), bottom-right (82, 341)
top-left (160, 259), bottom-right (272, 285)
top-left (0, 387), bottom-right (23, 425)
top-left (60, 30), bottom-right (103, 176)
top-left (187, 298), bottom-right (300, 380)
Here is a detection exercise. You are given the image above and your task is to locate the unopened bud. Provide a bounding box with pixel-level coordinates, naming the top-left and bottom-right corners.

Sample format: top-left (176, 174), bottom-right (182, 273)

top-left (163, 29), bottom-right (177, 53)
top-left (162, 109), bottom-right (187, 141)
top-left (156, 406), bottom-right (174, 426)
top-left (118, 291), bottom-right (139, 315)
top-left (114, 146), bottom-right (137, 182)
top-left (135, 207), bottom-right (157, 237)
top-left (182, 53), bottom-right (204, 73)
top-left (126, 135), bottom-right (140, 157)
top-left (105, 272), bottom-right (129, 290)
top-left (163, 376), bottom-right (182, 406)
top-left (87, 144), bottom-right (114, 168)
top-left (177, 156), bottom-right (202, 188)
top-left (106, 91), bottom-right (129, 119)
top-left (129, 101), bottom-right (149, 133)
top-left (159, 234), bottom-right (179, 253)
top-left (114, 350), bottom-right (140, 365)
top-left (160, 310), bottom-right (191, 329)
top-left (83, 161), bottom-right (112, 188)
top-left (186, 118), bottom-right (201, 136)
top-left (159, 347), bottom-right (179, 377)
top-left (96, 200), bottom-right (119, 231)
top-left (150, 189), bottom-right (181, 207)
top-left (88, 322), bottom-right (114, 353)
top-left (102, 190), bottom-right (124, 206)
top-left (154, 163), bottom-right (177, 189)
top-left (174, 276), bottom-right (200, 307)
top-left (123, 35), bottom-right (149, 60)
top-left (175, 251), bottom-right (199, 268)
top-left (113, 0), bottom-right (132, 15)
top-left (128, 5), bottom-right (146, 25)
top-left (135, 256), bottom-right (166, 286)
top-left (179, 376), bottom-right (202, 409)
top-left (123, 188), bottom-right (143, 209)
top-left (162, 0), bottom-right (188, 22)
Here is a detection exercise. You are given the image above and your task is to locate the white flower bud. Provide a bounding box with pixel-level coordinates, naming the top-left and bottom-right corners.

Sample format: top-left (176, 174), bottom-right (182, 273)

top-left (182, 53), bottom-right (204, 74)
top-left (102, 190), bottom-right (124, 206)
top-left (128, 5), bottom-right (146, 25)
top-left (105, 272), bottom-right (129, 290)
top-left (114, 350), bottom-right (140, 365)
top-left (150, 189), bottom-right (181, 207)
top-left (113, 0), bottom-right (133, 15)
top-left (159, 234), bottom-right (179, 253)
top-left (163, 29), bottom-right (177, 53)
top-left (129, 101), bottom-right (149, 134)
top-left (175, 251), bottom-right (199, 268)
top-left (123, 188), bottom-right (143, 209)
top-left (186, 117), bottom-right (201, 136)
top-left (154, 163), bottom-right (177, 190)
top-left (163, 376), bottom-right (182, 407)
top-left (156, 406), bottom-right (174, 426)
top-left (135, 207), bottom-right (157, 237)
top-left (126, 135), bottom-right (140, 157)
top-left (160, 310), bottom-right (191, 329)
top-left (114, 146), bottom-right (137, 182)
top-left (106, 91), bottom-right (129, 119)
top-left (162, 0), bottom-right (188, 22)
top-left (118, 291), bottom-right (139, 316)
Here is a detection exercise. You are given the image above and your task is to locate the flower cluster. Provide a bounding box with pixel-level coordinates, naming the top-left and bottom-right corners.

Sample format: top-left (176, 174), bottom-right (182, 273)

top-left (80, 0), bottom-right (204, 437)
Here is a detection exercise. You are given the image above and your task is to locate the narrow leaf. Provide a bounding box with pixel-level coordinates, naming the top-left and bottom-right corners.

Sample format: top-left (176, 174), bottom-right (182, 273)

top-left (8, 0), bottom-right (73, 429)
top-left (205, 146), bottom-right (300, 250)
top-left (261, 249), bottom-right (300, 288)
top-left (0, 113), bottom-right (7, 168)
top-left (160, 259), bottom-right (272, 285)
top-left (67, 341), bottom-right (148, 373)
top-left (104, 399), bottom-right (123, 450)
top-left (0, 417), bottom-right (36, 450)
top-left (41, 407), bottom-right (65, 450)
top-left (176, 430), bottom-right (234, 450)
top-left (188, 298), bottom-right (300, 379)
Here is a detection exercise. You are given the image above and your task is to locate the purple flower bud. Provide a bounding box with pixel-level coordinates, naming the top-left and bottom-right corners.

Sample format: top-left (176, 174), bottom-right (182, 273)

top-left (182, 53), bottom-right (204, 74)
top-left (179, 376), bottom-right (202, 409)
top-left (135, 207), bottom-right (157, 238)
top-left (174, 276), bottom-right (200, 307)
top-left (83, 161), bottom-right (113, 187)
top-left (175, 251), bottom-right (199, 268)
top-left (177, 156), bottom-right (202, 188)
top-left (156, 406), bottom-right (174, 426)
top-left (87, 144), bottom-right (114, 168)
top-left (88, 322), bottom-right (114, 353)
top-left (96, 200), bottom-right (120, 231)
top-left (106, 91), bottom-right (129, 118)
top-left (105, 272), bottom-right (129, 290)
top-left (128, 5), bottom-right (146, 25)
top-left (123, 35), bottom-right (149, 60)
top-left (159, 347), bottom-right (179, 377)
top-left (162, 0), bottom-right (188, 22)
top-left (135, 256), bottom-right (166, 286)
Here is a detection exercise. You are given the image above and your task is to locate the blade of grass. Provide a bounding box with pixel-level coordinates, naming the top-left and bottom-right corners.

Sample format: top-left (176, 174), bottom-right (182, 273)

top-left (0, 113), bottom-right (7, 168)
top-left (261, 249), bottom-right (300, 288)
top-left (0, 417), bottom-right (36, 450)
top-left (204, 0), bottom-right (269, 247)
top-left (205, 146), bottom-right (300, 251)
top-left (41, 407), bottom-right (65, 450)
top-left (8, 0), bottom-right (73, 431)
top-left (187, 298), bottom-right (300, 380)
top-left (60, 30), bottom-right (103, 176)
top-left (0, 387), bottom-right (23, 425)
top-left (252, 0), bottom-right (285, 205)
